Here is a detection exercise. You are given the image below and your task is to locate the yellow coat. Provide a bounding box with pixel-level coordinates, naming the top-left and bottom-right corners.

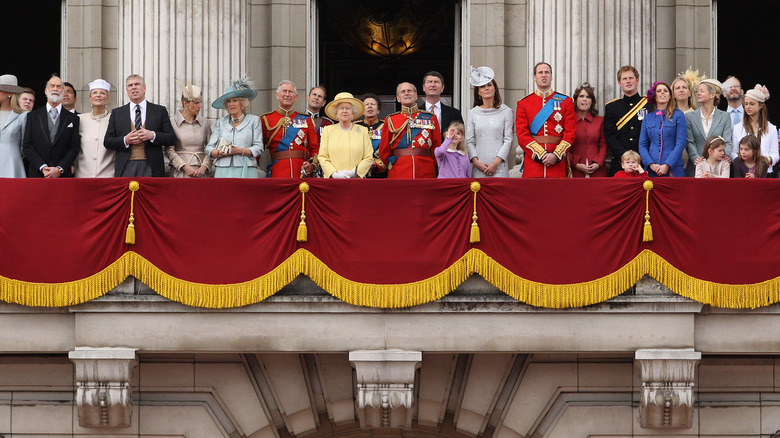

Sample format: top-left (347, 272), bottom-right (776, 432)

top-left (318, 123), bottom-right (374, 178)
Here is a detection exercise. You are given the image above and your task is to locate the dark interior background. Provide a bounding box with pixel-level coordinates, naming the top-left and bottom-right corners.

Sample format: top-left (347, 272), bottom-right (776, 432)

top-left (318, 0), bottom-right (458, 115)
top-left (716, 0), bottom-right (778, 125)
top-left (6, 1), bottom-right (62, 110)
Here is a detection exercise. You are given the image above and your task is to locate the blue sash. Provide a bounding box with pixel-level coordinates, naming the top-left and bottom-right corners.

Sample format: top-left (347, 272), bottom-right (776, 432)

top-left (529, 93), bottom-right (566, 135)
top-left (267, 115), bottom-right (307, 176)
top-left (389, 113), bottom-right (433, 166)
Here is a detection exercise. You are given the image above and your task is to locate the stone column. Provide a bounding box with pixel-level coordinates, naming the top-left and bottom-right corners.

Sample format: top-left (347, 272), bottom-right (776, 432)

top-left (115, 0), bottom-right (247, 119)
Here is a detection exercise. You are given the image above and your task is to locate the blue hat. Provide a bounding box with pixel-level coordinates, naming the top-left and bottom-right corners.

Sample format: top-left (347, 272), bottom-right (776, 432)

top-left (211, 77), bottom-right (257, 109)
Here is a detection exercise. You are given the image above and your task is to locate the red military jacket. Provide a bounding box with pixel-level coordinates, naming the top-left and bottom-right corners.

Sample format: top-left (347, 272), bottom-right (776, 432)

top-left (378, 105), bottom-right (442, 178)
top-left (515, 89), bottom-right (576, 178)
top-left (260, 108), bottom-right (320, 178)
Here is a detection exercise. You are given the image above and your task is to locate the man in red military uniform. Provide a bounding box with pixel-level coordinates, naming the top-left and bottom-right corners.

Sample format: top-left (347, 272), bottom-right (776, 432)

top-left (515, 62), bottom-right (576, 178)
top-left (378, 82), bottom-right (442, 178)
top-left (260, 80), bottom-right (319, 178)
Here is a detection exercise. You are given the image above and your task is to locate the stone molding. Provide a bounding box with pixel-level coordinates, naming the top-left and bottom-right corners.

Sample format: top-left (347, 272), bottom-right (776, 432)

top-left (69, 348), bottom-right (138, 428)
top-left (635, 349), bottom-right (701, 428)
top-left (350, 350), bottom-right (422, 428)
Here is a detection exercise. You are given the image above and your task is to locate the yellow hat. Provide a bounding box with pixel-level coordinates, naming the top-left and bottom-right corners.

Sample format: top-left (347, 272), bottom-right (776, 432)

top-left (324, 92), bottom-right (364, 121)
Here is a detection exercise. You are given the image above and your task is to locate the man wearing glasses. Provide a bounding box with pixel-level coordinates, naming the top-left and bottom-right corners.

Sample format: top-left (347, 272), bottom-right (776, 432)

top-left (722, 76), bottom-right (744, 126)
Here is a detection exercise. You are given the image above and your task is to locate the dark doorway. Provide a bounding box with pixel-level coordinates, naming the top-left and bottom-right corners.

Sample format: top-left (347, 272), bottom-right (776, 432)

top-left (318, 0), bottom-right (458, 115)
top-left (6, 1), bottom-right (62, 110)
top-left (717, 0), bottom-right (778, 125)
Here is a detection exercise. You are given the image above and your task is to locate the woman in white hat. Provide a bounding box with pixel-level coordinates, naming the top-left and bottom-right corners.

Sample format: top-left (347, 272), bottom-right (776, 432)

top-left (466, 66), bottom-right (514, 177)
top-left (205, 77), bottom-right (264, 178)
top-left (75, 79), bottom-right (116, 178)
top-left (684, 77), bottom-right (733, 176)
top-left (166, 80), bottom-right (212, 177)
top-left (730, 85), bottom-right (778, 174)
top-left (0, 74), bottom-right (27, 178)
top-left (318, 92), bottom-right (373, 178)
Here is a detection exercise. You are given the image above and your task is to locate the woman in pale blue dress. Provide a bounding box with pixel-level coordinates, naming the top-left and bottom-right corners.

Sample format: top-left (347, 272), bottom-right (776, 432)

top-left (0, 74), bottom-right (28, 177)
top-left (205, 78), bottom-right (264, 178)
top-left (466, 66), bottom-right (514, 178)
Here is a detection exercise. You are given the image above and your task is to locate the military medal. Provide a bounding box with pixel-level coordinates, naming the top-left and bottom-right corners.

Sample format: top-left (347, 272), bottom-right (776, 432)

top-left (555, 124), bottom-right (563, 134)
top-left (638, 109), bottom-right (647, 120)
top-left (554, 112), bottom-right (562, 122)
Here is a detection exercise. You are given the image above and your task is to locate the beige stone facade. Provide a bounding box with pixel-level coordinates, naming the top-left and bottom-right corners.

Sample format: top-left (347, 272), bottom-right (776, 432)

top-left (6, 1), bottom-right (776, 437)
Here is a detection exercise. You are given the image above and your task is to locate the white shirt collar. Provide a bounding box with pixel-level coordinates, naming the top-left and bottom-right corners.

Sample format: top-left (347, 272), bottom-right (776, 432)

top-left (46, 102), bottom-right (62, 114)
top-left (131, 99), bottom-right (148, 110)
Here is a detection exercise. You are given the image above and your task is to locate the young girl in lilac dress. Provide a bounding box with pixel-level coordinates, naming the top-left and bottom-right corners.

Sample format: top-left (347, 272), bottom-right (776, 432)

top-left (435, 122), bottom-right (470, 178)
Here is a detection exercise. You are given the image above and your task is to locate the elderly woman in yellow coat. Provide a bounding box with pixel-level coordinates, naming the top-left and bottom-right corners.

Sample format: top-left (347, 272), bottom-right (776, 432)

top-left (317, 92), bottom-right (373, 178)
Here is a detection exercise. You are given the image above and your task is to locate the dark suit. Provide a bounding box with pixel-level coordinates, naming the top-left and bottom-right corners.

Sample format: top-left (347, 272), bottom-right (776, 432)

top-left (423, 101), bottom-right (463, 142)
top-left (604, 93), bottom-right (645, 176)
top-left (440, 103), bottom-right (464, 140)
top-left (22, 106), bottom-right (81, 178)
top-left (103, 101), bottom-right (176, 177)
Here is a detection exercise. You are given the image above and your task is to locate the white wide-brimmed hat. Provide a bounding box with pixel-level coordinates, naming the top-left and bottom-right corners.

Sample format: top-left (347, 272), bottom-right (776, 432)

top-left (324, 92), bottom-right (364, 121)
top-left (0, 74), bottom-right (24, 94)
top-left (211, 77), bottom-right (257, 109)
top-left (469, 66), bottom-right (495, 87)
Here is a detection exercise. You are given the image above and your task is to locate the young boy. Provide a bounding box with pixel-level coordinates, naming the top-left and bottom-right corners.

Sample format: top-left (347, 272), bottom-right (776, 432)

top-left (613, 150), bottom-right (648, 178)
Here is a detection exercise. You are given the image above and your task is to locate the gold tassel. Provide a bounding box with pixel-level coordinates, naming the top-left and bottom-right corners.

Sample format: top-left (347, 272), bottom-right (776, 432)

top-left (470, 181), bottom-right (481, 243)
top-left (297, 182), bottom-right (309, 242)
top-left (125, 181), bottom-right (140, 245)
top-left (642, 180), bottom-right (654, 242)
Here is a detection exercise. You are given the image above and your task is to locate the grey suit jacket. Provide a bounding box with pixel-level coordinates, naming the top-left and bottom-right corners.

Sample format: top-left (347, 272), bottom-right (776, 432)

top-left (685, 108), bottom-right (733, 161)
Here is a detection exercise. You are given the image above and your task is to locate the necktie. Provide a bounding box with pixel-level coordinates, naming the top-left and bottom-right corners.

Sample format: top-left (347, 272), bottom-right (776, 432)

top-left (49, 108), bottom-right (57, 122)
top-left (731, 108), bottom-right (741, 125)
top-left (134, 104), bottom-right (142, 131)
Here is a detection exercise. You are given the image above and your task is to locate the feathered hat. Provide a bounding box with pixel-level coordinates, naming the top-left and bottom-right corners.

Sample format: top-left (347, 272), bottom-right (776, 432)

top-left (176, 79), bottom-right (202, 101)
top-left (211, 76), bottom-right (257, 109)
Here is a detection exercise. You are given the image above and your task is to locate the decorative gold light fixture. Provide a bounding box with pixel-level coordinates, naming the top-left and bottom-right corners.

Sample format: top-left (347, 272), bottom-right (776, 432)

top-left (328, 0), bottom-right (447, 60)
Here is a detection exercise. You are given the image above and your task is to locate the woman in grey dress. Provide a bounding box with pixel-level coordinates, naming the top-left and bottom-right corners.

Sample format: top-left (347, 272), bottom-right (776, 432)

top-left (466, 66), bottom-right (514, 177)
top-left (0, 74), bottom-right (27, 178)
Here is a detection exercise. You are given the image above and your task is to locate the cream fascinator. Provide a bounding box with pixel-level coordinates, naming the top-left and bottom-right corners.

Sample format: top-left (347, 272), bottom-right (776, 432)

top-left (176, 79), bottom-right (202, 102)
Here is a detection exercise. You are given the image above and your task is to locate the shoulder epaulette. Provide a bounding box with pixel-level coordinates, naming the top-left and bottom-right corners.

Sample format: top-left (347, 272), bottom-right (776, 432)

top-left (605, 98), bottom-right (620, 105)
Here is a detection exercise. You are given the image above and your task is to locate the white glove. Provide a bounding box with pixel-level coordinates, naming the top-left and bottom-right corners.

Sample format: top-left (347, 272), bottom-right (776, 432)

top-left (343, 170), bottom-right (357, 178)
top-left (331, 170), bottom-right (349, 179)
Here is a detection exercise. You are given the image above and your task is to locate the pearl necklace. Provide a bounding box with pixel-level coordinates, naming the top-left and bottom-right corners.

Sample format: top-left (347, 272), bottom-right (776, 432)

top-left (231, 113), bottom-right (246, 124)
top-left (90, 110), bottom-right (109, 120)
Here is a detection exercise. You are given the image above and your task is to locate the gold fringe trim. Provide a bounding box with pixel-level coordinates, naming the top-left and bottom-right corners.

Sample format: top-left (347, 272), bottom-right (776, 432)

top-left (2, 250), bottom-right (780, 309)
top-left (0, 253), bottom-right (133, 307)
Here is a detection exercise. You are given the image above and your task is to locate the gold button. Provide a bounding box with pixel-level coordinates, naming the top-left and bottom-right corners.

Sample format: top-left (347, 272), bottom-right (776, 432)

top-left (630, 127), bottom-right (634, 130)
top-left (630, 138), bottom-right (634, 141)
